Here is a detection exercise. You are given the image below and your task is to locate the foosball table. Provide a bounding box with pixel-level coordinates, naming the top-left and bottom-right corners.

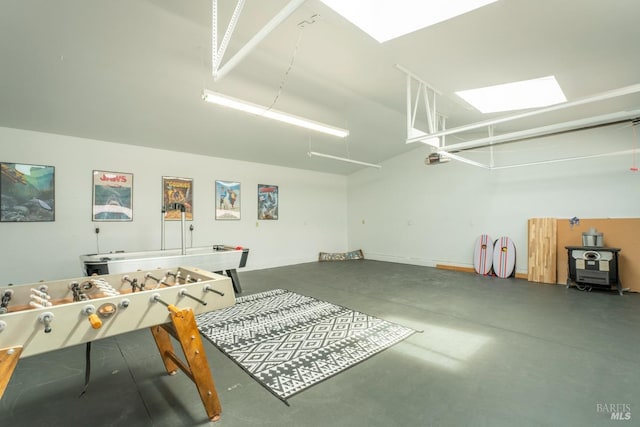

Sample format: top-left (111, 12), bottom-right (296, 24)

top-left (0, 266), bottom-right (235, 422)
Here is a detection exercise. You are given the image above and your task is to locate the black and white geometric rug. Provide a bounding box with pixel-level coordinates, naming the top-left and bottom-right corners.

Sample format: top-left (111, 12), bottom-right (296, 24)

top-left (196, 289), bottom-right (416, 403)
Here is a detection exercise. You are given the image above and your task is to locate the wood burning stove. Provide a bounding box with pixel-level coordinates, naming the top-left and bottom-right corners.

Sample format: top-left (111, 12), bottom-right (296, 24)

top-left (565, 246), bottom-right (623, 295)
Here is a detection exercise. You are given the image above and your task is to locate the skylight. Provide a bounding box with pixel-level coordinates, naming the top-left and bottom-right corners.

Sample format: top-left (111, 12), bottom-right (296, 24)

top-left (455, 76), bottom-right (568, 113)
top-left (321, 0), bottom-right (498, 43)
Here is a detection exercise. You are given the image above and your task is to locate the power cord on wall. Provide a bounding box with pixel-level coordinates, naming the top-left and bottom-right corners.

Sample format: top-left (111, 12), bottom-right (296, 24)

top-left (264, 15), bottom-right (317, 112)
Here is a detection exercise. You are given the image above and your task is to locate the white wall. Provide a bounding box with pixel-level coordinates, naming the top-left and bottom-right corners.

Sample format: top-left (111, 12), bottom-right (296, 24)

top-left (347, 124), bottom-right (640, 273)
top-left (2, 123), bottom-right (638, 285)
top-left (0, 127), bottom-right (347, 284)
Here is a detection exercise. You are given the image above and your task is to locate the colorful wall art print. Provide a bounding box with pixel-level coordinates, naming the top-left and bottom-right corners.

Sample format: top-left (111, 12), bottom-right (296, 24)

top-left (163, 176), bottom-right (193, 220)
top-left (92, 170), bottom-right (133, 221)
top-left (258, 184), bottom-right (278, 220)
top-left (0, 162), bottom-right (55, 222)
top-left (215, 180), bottom-right (241, 220)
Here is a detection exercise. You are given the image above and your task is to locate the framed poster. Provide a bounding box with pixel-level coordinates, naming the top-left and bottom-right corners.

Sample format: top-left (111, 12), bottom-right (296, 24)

top-left (92, 170), bottom-right (133, 221)
top-left (258, 184), bottom-right (278, 220)
top-left (162, 176), bottom-right (193, 220)
top-left (0, 162), bottom-right (55, 222)
top-left (215, 180), bottom-right (241, 220)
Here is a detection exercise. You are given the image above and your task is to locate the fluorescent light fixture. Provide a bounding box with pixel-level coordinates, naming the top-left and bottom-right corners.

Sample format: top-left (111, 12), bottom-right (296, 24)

top-left (308, 151), bottom-right (381, 168)
top-left (321, 0), bottom-right (498, 43)
top-left (455, 76), bottom-right (567, 114)
top-left (202, 90), bottom-right (349, 138)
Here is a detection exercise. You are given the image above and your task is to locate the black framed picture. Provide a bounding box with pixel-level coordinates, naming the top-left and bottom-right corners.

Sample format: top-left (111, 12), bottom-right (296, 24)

top-left (163, 176), bottom-right (193, 220)
top-left (0, 162), bottom-right (55, 222)
top-left (216, 180), bottom-right (240, 220)
top-left (258, 184), bottom-right (278, 220)
top-left (92, 170), bottom-right (133, 221)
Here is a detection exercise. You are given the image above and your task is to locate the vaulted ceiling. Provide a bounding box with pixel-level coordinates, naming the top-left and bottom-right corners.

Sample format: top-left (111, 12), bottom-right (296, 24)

top-left (1, 0), bottom-right (639, 174)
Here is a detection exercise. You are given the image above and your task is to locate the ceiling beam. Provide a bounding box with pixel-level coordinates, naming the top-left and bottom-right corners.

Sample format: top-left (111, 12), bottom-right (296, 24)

top-left (407, 83), bottom-right (640, 144)
top-left (212, 0), bottom-right (246, 73)
top-left (214, 0), bottom-right (307, 81)
top-left (436, 109), bottom-right (640, 153)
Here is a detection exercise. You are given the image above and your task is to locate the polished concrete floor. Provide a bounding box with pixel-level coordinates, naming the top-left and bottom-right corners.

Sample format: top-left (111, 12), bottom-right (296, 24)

top-left (2, 260), bottom-right (638, 426)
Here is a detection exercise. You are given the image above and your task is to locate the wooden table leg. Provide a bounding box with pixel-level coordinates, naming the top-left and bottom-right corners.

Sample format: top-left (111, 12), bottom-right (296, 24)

top-left (0, 346), bottom-right (23, 399)
top-left (150, 325), bottom-right (179, 375)
top-left (150, 308), bottom-right (222, 422)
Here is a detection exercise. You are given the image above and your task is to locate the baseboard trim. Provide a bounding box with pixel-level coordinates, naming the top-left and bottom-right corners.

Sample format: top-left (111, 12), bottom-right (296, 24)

top-left (436, 264), bottom-right (527, 280)
top-left (365, 253), bottom-right (436, 267)
top-left (435, 264), bottom-right (475, 274)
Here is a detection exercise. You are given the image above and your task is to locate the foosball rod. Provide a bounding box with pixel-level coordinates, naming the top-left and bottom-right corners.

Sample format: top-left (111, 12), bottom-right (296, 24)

top-left (178, 290), bottom-right (207, 305)
top-left (150, 293), bottom-right (180, 314)
top-left (203, 285), bottom-right (224, 297)
top-left (146, 273), bottom-right (172, 287)
top-left (122, 275), bottom-right (143, 291)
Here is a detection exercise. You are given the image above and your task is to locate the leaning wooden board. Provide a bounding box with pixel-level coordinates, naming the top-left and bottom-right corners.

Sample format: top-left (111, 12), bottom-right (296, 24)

top-left (527, 218), bottom-right (557, 284)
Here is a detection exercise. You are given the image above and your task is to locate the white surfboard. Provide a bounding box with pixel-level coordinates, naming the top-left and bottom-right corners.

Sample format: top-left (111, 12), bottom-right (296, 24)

top-left (473, 234), bottom-right (494, 275)
top-left (493, 236), bottom-right (516, 278)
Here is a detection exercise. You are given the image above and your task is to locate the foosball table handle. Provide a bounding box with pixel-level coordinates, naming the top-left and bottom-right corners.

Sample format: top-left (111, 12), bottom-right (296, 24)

top-left (38, 312), bottom-right (54, 333)
top-left (81, 305), bottom-right (102, 329)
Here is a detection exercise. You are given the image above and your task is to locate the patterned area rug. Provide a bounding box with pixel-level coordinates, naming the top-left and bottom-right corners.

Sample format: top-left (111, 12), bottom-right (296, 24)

top-left (196, 289), bottom-right (416, 403)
